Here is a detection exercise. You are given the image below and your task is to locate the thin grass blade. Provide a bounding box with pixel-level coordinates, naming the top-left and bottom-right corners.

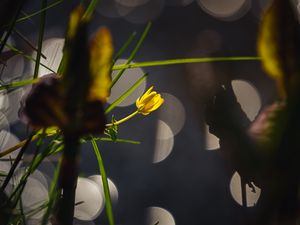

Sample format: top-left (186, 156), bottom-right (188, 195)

top-left (110, 22), bottom-right (151, 88)
top-left (83, 0), bottom-right (99, 21)
top-left (91, 138), bottom-right (115, 225)
top-left (14, 0), bottom-right (63, 25)
top-left (105, 73), bottom-right (147, 114)
top-left (112, 56), bottom-right (260, 70)
top-left (112, 31), bottom-right (137, 65)
top-left (33, 0), bottom-right (47, 79)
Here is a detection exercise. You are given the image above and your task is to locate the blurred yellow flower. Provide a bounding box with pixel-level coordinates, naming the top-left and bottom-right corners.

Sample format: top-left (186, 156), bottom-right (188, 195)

top-left (136, 86), bottom-right (164, 115)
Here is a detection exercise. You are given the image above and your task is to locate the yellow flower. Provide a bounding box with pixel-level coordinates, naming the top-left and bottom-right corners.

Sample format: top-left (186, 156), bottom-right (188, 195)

top-left (136, 86), bottom-right (164, 115)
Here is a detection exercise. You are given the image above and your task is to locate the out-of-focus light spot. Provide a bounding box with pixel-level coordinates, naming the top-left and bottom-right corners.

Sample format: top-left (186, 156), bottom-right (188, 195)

top-left (31, 38), bottom-right (64, 77)
top-left (115, 0), bottom-right (149, 7)
top-left (196, 0), bottom-right (251, 21)
top-left (108, 59), bottom-right (146, 107)
top-left (0, 131), bottom-right (20, 178)
top-left (21, 176), bottom-right (49, 219)
top-left (6, 87), bottom-right (28, 123)
top-left (88, 175), bottom-right (119, 204)
top-left (0, 55), bottom-right (24, 83)
top-left (231, 80), bottom-right (261, 121)
top-left (158, 93), bottom-right (185, 136)
top-left (165, 0), bottom-right (194, 6)
top-left (15, 167), bottom-right (50, 191)
top-left (0, 112), bottom-right (10, 147)
top-left (0, 91), bottom-right (9, 111)
top-left (153, 120), bottom-right (174, 163)
top-left (205, 124), bottom-right (220, 150)
top-left (147, 207), bottom-right (176, 225)
top-left (229, 171), bottom-right (261, 207)
top-left (23, 156), bottom-right (56, 186)
top-left (36, 157), bottom-right (55, 187)
top-left (96, 0), bottom-right (133, 18)
top-left (123, 0), bottom-right (164, 24)
top-left (74, 177), bottom-right (104, 221)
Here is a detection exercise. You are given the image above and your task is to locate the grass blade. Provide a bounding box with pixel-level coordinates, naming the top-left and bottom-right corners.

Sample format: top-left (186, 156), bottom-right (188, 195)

top-left (41, 157), bottom-right (62, 225)
top-left (95, 137), bottom-right (140, 144)
top-left (0, 0), bottom-right (26, 53)
top-left (33, 0), bottom-right (47, 79)
top-left (91, 138), bottom-right (115, 225)
top-left (13, 29), bottom-right (46, 59)
top-left (105, 73), bottom-right (148, 114)
top-left (0, 78), bottom-right (39, 91)
top-left (0, 132), bottom-right (35, 193)
top-left (112, 56), bottom-right (261, 70)
top-left (3, 42), bottom-right (55, 72)
top-left (112, 31), bottom-right (137, 65)
top-left (0, 56), bottom-right (259, 91)
top-left (110, 22), bottom-right (151, 89)
top-left (14, 0), bottom-right (63, 25)
top-left (83, 0), bottom-right (99, 21)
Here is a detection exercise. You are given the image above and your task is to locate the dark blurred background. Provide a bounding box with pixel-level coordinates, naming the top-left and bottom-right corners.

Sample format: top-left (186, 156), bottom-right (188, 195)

top-left (0, 0), bottom-right (281, 224)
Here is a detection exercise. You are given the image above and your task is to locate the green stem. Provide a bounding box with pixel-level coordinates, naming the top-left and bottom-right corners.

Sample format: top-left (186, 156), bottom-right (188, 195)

top-left (82, 0), bottom-right (99, 21)
top-left (110, 22), bottom-right (152, 89)
top-left (15, 0), bottom-right (63, 25)
top-left (105, 73), bottom-right (147, 114)
top-left (13, 29), bottom-right (47, 59)
top-left (112, 56), bottom-right (261, 70)
top-left (41, 157), bottom-right (62, 225)
top-left (0, 57), bottom-right (260, 91)
top-left (0, 0), bottom-right (25, 53)
top-left (0, 132), bottom-right (35, 193)
top-left (91, 138), bottom-right (115, 225)
top-left (107, 110), bottom-right (139, 126)
top-left (112, 31), bottom-right (137, 65)
top-left (33, 0), bottom-right (47, 79)
top-left (3, 42), bottom-right (55, 72)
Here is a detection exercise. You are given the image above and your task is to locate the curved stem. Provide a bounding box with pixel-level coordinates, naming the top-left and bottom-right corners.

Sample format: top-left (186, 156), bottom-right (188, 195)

top-left (106, 110), bottom-right (139, 127)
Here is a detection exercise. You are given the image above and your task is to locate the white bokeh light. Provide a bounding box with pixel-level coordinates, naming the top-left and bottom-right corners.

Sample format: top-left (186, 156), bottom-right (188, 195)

top-left (153, 120), bottom-right (174, 163)
top-left (31, 38), bottom-right (64, 77)
top-left (0, 112), bottom-right (10, 148)
top-left (0, 130), bottom-right (20, 178)
top-left (158, 93), bottom-right (185, 136)
top-left (74, 177), bottom-right (105, 221)
top-left (0, 90), bottom-right (9, 112)
top-left (88, 175), bottom-right (119, 204)
top-left (0, 55), bottom-right (24, 83)
top-left (231, 80), bottom-right (261, 122)
top-left (21, 176), bottom-right (49, 219)
top-left (6, 87), bottom-right (29, 123)
top-left (196, 0), bottom-right (250, 21)
top-left (205, 124), bottom-right (220, 150)
top-left (147, 207), bottom-right (176, 225)
top-left (108, 59), bottom-right (146, 107)
top-left (229, 171), bottom-right (261, 207)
